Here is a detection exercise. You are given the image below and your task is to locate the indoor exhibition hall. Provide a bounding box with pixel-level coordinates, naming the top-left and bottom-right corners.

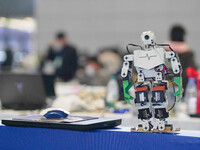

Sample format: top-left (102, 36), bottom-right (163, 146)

top-left (0, 0), bottom-right (200, 149)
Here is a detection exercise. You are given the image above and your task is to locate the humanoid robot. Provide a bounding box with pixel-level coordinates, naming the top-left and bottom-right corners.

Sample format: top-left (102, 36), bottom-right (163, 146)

top-left (121, 31), bottom-right (182, 132)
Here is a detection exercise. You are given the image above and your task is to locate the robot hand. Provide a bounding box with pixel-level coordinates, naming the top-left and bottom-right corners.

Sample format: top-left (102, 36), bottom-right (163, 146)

top-left (174, 77), bottom-right (183, 102)
top-left (122, 80), bottom-right (134, 104)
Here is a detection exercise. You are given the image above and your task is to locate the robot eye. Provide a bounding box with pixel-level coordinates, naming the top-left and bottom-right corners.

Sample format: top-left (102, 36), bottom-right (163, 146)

top-left (145, 35), bottom-right (149, 40)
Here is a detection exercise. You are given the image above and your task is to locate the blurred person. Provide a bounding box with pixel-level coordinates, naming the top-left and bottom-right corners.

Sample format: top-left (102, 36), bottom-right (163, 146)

top-left (77, 57), bottom-right (106, 85)
top-left (166, 25), bottom-right (197, 95)
top-left (1, 47), bottom-right (13, 71)
top-left (97, 48), bottom-right (123, 83)
top-left (98, 48), bottom-right (124, 99)
top-left (40, 32), bottom-right (78, 82)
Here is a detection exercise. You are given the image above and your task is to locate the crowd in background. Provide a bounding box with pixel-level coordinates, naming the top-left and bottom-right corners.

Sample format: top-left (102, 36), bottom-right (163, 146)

top-left (0, 25), bottom-right (197, 99)
top-left (39, 31), bottom-right (124, 86)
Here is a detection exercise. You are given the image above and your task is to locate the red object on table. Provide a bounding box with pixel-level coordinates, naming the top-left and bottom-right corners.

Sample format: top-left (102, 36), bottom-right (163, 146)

top-left (186, 67), bottom-right (200, 114)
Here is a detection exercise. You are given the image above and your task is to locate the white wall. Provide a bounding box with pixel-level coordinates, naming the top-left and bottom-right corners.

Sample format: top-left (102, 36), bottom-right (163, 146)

top-left (36, 0), bottom-right (200, 66)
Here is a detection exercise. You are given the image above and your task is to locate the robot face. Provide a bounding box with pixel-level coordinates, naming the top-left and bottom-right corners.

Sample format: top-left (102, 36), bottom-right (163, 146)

top-left (141, 31), bottom-right (156, 48)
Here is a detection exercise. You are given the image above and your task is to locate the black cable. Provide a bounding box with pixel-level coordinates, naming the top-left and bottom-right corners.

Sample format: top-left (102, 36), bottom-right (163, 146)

top-left (168, 80), bottom-right (176, 111)
top-left (156, 44), bottom-right (174, 51)
top-left (126, 44), bottom-right (143, 54)
top-left (126, 45), bottom-right (131, 54)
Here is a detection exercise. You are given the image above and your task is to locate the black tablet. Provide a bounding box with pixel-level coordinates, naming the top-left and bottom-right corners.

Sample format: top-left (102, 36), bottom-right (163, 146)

top-left (2, 115), bottom-right (121, 131)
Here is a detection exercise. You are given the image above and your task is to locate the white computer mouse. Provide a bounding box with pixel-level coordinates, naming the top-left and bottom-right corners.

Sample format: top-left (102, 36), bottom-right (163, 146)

top-left (40, 108), bottom-right (70, 119)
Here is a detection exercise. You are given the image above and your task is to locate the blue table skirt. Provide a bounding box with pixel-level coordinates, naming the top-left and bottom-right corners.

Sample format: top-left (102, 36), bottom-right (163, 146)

top-left (0, 126), bottom-right (200, 150)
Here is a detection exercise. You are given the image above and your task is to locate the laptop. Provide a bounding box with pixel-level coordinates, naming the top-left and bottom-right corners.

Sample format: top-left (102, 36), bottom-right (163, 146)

top-left (2, 115), bottom-right (122, 131)
top-left (0, 73), bottom-right (46, 110)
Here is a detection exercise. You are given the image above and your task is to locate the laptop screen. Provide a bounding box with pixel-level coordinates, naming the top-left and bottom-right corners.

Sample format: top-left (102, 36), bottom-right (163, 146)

top-left (0, 73), bottom-right (46, 110)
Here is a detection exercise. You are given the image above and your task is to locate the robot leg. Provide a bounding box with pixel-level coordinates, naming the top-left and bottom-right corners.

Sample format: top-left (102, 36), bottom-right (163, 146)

top-left (135, 84), bottom-right (153, 131)
top-left (151, 83), bottom-right (170, 131)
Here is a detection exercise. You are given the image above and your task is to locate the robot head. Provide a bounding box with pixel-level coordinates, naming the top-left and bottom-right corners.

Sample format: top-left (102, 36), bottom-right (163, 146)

top-left (141, 31), bottom-right (156, 49)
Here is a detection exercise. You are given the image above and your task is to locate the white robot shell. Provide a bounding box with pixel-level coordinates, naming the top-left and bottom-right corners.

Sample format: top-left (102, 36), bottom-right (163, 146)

top-left (133, 48), bottom-right (165, 70)
top-left (141, 31), bottom-right (156, 47)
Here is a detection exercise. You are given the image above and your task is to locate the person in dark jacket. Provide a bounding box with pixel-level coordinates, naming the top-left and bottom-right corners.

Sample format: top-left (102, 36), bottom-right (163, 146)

top-left (40, 32), bottom-right (78, 82)
top-left (166, 25), bottom-right (197, 95)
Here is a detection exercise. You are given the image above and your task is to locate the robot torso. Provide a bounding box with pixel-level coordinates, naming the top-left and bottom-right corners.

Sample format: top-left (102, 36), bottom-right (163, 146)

top-left (133, 48), bottom-right (166, 81)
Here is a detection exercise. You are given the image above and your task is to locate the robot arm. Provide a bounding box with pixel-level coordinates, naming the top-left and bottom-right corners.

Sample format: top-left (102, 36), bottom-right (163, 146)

top-left (166, 51), bottom-right (183, 102)
top-left (121, 54), bottom-right (134, 104)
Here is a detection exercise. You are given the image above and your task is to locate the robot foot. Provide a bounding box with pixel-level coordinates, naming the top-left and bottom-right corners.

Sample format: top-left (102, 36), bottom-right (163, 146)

top-left (157, 124), bottom-right (173, 132)
top-left (131, 123), bottom-right (180, 133)
top-left (156, 120), bottom-right (177, 132)
top-left (157, 120), bottom-right (166, 131)
top-left (137, 121), bottom-right (153, 132)
top-left (155, 124), bottom-right (181, 133)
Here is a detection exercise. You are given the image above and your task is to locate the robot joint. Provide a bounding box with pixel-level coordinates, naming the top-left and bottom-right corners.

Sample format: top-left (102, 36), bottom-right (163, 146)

top-left (138, 108), bottom-right (152, 120)
top-left (152, 86), bottom-right (166, 103)
top-left (154, 108), bottom-right (169, 119)
top-left (135, 86), bottom-right (149, 104)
